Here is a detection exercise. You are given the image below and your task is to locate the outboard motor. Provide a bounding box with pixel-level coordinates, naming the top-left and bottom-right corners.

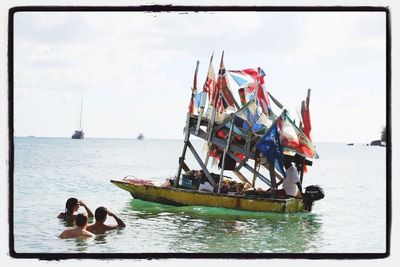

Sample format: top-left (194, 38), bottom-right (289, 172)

top-left (303, 185), bottom-right (325, 211)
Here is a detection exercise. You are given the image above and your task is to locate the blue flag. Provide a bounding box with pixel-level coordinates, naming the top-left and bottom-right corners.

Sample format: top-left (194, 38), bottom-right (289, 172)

top-left (255, 123), bottom-right (285, 177)
top-left (193, 92), bottom-right (204, 109)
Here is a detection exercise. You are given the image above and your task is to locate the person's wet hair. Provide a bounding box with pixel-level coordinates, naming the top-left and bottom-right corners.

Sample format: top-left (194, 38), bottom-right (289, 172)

top-left (95, 206), bottom-right (108, 222)
top-left (65, 197), bottom-right (78, 216)
top-left (75, 213), bottom-right (88, 227)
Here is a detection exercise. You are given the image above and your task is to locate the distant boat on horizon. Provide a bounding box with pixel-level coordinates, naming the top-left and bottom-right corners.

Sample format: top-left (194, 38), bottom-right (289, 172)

top-left (72, 99), bottom-right (84, 139)
top-left (137, 133), bottom-right (144, 140)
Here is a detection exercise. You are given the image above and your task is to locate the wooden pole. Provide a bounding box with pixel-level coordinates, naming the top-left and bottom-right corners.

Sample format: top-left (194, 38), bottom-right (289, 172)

top-left (252, 159), bottom-right (258, 188)
top-left (174, 111), bottom-right (191, 187)
top-left (195, 93), bottom-right (207, 135)
top-left (187, 141), bottom-right (217, 188)
top-left (176, 60), bottom-right (200, 186)
top-left (217, 121), bottom-right (234, 194)
top-left (228, 152), bottom-right (271, 187)
top-left (233, 170), bottom-right (251, 184)
top-left (203, 105), bottom-right (215, 167)
top-left (196, 54), bottom-right (213, 135)
top-left (268, 161), bottom-right (277, 198)
top-left (300, 156), bottom-right (305, 184)
top-left (204, 51), bottom-right (226, 166)
top-left (267, 91), bottom-right (284, 109)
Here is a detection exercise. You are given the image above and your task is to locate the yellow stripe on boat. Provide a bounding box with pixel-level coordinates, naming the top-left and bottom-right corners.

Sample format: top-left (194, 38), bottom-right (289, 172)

top-left (111, 180), bottom-right (305, 213)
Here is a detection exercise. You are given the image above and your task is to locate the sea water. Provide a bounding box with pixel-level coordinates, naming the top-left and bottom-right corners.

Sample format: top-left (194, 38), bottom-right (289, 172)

top-left (12, 137), bottom-right (387, 254)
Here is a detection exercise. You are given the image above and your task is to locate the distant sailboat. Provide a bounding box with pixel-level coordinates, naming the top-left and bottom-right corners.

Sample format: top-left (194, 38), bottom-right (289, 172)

top-left (137, 133), bottom-right (144, 140)
top-left (72, 99), bottom-right (84, 139)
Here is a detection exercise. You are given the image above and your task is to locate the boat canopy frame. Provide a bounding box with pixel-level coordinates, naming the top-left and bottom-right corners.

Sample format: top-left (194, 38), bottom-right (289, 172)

top-left (174, 104), bottom-right (313, 195)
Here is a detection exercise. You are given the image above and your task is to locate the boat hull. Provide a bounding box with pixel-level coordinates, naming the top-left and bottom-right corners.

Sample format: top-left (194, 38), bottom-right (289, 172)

top-left (72, 130), bottom-right (84, 139)
top-left (110, 180), bottom-right (305, 213)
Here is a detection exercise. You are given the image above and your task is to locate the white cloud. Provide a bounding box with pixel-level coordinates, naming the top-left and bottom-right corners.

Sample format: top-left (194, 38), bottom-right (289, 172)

top-left (284, 12), bottom-right (386, 66)
top-left (13, 11), bottom-right (386, 142)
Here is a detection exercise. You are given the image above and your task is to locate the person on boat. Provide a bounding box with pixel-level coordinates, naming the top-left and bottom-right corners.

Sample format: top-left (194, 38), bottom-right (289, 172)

top-left (59, 213), bottom-right (94, 239)
top-left (57, 197), bottom-right (94, 225)
top-left (276, 158), bottom-right (303, 198)
top-left (86, 206), bottom-right (126, 234)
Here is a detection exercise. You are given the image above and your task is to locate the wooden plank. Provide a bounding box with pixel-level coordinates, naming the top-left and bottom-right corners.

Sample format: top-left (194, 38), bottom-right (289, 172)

top-left (227, 152), bottom-right (271, 186)
top-left (252, 160), bottom-right (258, 187)
top-left (242, 163), bottom-right (271, 187)
top-left (187, 141), bottom-right (217, 188)
top-left (233, 170), bottom-right (251, 184)
top-left (190, 128), bottom-right (255, 159)
top-left (235, 156), bottom-right (248, 171)
top-left (180, 159), bottom-right (190, 173)
top-left (189, 115), bottom-right (208, 127)
top-left (212, 101), bottom-right (253, 134)
top-left (212, 113), bottom-right (235, 134)
top-left (217, 121), bottom-right (234, 193)
top-left (211, 136), bottom-right (255, 159)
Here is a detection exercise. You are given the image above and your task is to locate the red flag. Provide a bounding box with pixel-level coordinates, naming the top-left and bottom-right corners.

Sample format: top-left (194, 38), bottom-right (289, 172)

top-left (203, 53), bottom-right (216, 93)
top-left (229, 68), bottom-right (271, 114)
top-left (188, 61), bottom-right (199, 114)
top-left (255, 68), bottom-right (271, 114)
top-left (215, 51), bottom-right (235, 112)
top-left (277, 111), bottom-right (318, 159)
top-left (301, 89), bottom-right (312, 139)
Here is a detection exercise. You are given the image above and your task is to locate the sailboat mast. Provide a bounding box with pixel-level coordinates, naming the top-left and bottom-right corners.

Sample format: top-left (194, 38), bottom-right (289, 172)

top-left (79, 99), bottom-right (83, 130)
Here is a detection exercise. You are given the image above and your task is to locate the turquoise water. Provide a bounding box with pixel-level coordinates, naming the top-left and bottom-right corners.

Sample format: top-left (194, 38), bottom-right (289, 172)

top-left (13, 138), bottom-right (387, 254)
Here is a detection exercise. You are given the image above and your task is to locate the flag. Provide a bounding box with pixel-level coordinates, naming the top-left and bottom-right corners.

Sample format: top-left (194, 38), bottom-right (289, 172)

top-left (277, 111), bottom-right (318, 159)
top-left (203, 53), bottom-right (216, 101)
top-left (188, 60), bottom-right (199, 114)
top-left (228, 68), bottom-right (258, 96)
top-left (193, 91), bottom-right (204, 111)
top-left (255, 68), bottom-right (272, 115)
top-left (228, 68), bottom-right (272, 115)
top-left (228, 70), bottom-right (254, 89)
top-left (215, 52), bottom-right (235, 113)
top-left (255, 123), bottom-right (285, 176)
top-left (301, 89), bottom-right (312, 139)
top-left (188, 96), bottom-right (194, 114)
top-left (236, 101), bottom-right (265, 133)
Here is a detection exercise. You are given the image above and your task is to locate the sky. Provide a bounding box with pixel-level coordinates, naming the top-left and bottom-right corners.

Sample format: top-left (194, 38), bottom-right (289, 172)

top-left (13, 10), bottom-right (387, 143)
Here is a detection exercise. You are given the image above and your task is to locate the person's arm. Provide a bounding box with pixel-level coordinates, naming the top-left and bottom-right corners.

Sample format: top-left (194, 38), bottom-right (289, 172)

top-left (83, 230), bottom-right (95, 237)
top-left (57, 212), bottom-right (65, 219)
top-left (107, 210), bottom-right (126, 228)
top-left (59, 231), bottom-right (65, 239)
top-left (78, 201), bottom-right (94, 218)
